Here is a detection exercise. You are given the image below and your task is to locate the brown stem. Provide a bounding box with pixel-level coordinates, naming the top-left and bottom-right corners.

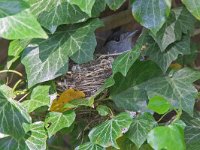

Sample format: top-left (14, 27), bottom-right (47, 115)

top-left (97, 9), bottom-right (133, 32)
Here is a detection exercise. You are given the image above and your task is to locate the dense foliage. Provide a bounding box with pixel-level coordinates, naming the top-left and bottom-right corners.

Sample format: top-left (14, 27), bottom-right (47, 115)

top-left (1, 0), bottom-right (200, 149)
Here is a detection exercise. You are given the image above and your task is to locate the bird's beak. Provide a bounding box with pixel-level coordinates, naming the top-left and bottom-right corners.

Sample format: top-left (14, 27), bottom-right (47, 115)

top-left (127, 30), bottom-right (139, 38)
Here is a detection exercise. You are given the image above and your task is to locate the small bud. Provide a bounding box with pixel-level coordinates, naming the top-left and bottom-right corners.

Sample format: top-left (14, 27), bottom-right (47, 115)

top-left (122, 128), bottom-right (128, 134)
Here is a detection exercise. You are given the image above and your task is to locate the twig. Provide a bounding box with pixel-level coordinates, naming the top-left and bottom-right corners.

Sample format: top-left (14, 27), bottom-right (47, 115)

top-left (97, 9), bottom-right (133, 32)
top-left (192, 29), bottom-right (200, 37)
top-left (18, 92), bottom-right (30, 102)
top-left (0, 70), bottom-right (23, 77)
top-left (12, 79), bottom-right (22, 92)
top-left (48, 145), bottom-right (66, 150)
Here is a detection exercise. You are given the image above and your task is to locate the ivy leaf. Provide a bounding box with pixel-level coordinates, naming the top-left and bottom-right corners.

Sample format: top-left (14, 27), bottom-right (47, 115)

top-left (25, 122), bottom-right (47, 150)
top-left (22, 85), bottom-right (50, 113)
top-left (45, 110), bottom-right (76, 137)
top-left (113, 136), bottom-right (139, 150)
top-left (69, 0), bottom-right (95, 16)
top-left (150, 16), bottom-right (181, 52)
top-left (50, 88), bottom-right (86, 112)
top-left (94, 77), bottom-right (115, 97)
top-left (96, 105), bottom-right (111, 116)
top-left (0, 0), bottom-right (29, 18)
top-left (112, 31), bottom-right (151, 76)
top-left (91, 0), bottom-right (106, 18)
top-left (21, 19), bottom-right (102, 88)
top-left (0, 84), bottom-right (15, 98)
top-left (150, 7), bottom-right (195, 52)
top-left (147, 35), bottom-right (191, 72)
top-left (126, 113), bottom-right (156, 149)
top-left (173, 7), bottom-right (195, 34)
top-left (182, 0), bottom-right (200, 20)
top-left (75, 142), bottom-right (105, 150)
top-left (7, 39), bottom-right (30, 69)
top-left (89, 112), bottom-right (132, 149)
top-left (64, 98), bottom-right (94, 110)
top-left (144, 68), bottom-right (200, 116)
top-left (112, 45), bottom-right (141, 76)
top-left (0, 122), bottom-right (47, 150)
top-left (29, 0), bottom-right (89, 31)
top-left (110, 60), bottom-right (162, 112)
top-left (0, 84), bottom-right (31, 139)
top-left (132, 0), bottom-right (171, 34)
top-left (147, 120), bottom-right (186, 150)
top-left (0, 137), bottom-right (27, 150)
top-left (147, 95), bottom-right (171, 114)
top-left (105, 0), bottom-right (126, 10)
top-left (182, 111), bottom-right (200, 150)
top-left (0, 10), bottom-right (47, 39)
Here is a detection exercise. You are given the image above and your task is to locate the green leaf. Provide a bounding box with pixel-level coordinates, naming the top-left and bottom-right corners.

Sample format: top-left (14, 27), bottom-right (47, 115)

top-left (94, 77), bottom-right (115, 97)
top-left (182, 0), bottom-right (200, 20)
top-left (126, 113), bottom-right (157, 148)
top-left (0, 84), bottom-right (15, 98)
top-left (173, 7), bottom-right (195, 34)
top-left (0, 10), bottom-right (47, 39)
top-left (22, 85), bottom-right (50, 113)
top-left (150, 15), bottom-right (181, 52)
top-left (106, 137), bottom-right (153, 150)
top-left (0, 84), bottom-right (31, 139)
top-left (0, 122), bottom-right (47, 150)
top-left (105, 0), bottom-right (126, 10)
top-left (113, 136), bottom-right (138, 150)
top-left (91, 0), bottom-right (106, 17)
top-left (25, 122), bottom-right (47, 150)
top-left (112, 45), bottom-right (141, 76)
top-left (144, 68), bottom-right (200, 116)
top-left (89, 112), bottom-right (132, 149)
top-left (132, 0), bottom-right (171, 34)
top-left (96, 105), bottom-right (111, 116)
top-left (29, 0), bottom-right (89, 31)
top-left (45, 110), bottom-right (76, 137)
top-left (182, 111), bottom-right (200, 150)
top-left (8, 40), bottom-right (29, 57)
top-left (147, 95), bottom-right (171, 114)
top-left (147, 35), bottom-right (191, 72)
top-left (0, 0), bottom-right (29, 18)
top-left (110, 60), bottom-right (162, 112)
top-left (147, 120), bottom-right (186, 150)
top-left (112, 30), bottom-right (151, 76)
top-left (0, 137), bottom-right (27, 150)
top-left (69, 0), bottom-right (95, 16)
top-left (75, 142), bottom-right (105, 150)
top-left (21, 19), bottom-right (102, 88)
top-left (7, 40), bottom-right (30, 68)
top-left (64, 98), bottom-right (94, 109)
top-left (150, 7), bottom-right (194, 52)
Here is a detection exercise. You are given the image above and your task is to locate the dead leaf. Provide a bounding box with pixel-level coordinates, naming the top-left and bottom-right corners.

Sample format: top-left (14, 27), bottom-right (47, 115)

top-left (170, 63), bottom-right (182, 70)
top-left (50, 88), bottom-right (85, 112)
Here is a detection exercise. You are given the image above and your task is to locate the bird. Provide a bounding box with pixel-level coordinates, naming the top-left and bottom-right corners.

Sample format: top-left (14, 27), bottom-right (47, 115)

top-left (101, 30), bottom-right (139, 55)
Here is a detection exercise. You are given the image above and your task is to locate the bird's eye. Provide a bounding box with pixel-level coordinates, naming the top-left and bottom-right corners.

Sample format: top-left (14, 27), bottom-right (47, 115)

top-left (113, 36), bottom-right (120, 42)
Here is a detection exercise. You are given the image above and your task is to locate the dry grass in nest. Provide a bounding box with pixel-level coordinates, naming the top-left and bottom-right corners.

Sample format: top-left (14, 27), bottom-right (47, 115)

top-left (56, 55), bottom-right (114, 97)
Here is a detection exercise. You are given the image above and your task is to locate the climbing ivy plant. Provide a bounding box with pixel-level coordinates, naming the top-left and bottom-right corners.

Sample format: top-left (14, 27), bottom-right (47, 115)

top-left (1, 0), bottom-right (200, 150)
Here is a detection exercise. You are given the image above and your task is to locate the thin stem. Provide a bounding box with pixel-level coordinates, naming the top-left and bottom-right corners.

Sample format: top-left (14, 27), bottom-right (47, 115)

top-left (192, 29), bottom-right (200, 37)
top-left (172, 109), bottom-right (182, 123)
top-left (109, 109), bottom-right (114, 118)
top-left (18, 92), bottom-right (30, 102)
top-left (157, 110), bottom-right (171, 123)
top-left (48, 145), bottom-right (66, 150)
top-left (0, 70), bottom-right (23, 77)
top-left (13, 79), bottom-right (22, 92)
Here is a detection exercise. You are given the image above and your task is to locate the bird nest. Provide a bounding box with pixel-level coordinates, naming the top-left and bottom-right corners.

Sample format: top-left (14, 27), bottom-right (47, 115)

top-left (56, 55), bottom-right (114, 97)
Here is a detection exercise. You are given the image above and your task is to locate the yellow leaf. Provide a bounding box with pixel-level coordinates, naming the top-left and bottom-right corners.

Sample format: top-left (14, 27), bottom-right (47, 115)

top-left (170, 63), bottom-right (182, 70)
top-left (50, 88), bottom-right (85, 112)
